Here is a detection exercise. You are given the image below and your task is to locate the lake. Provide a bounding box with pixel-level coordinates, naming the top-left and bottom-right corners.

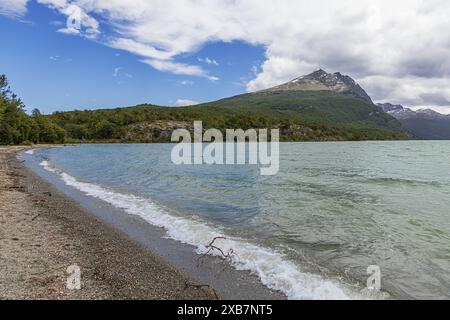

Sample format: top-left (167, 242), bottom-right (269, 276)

top-left (29, 142), bottom-right (450, 299)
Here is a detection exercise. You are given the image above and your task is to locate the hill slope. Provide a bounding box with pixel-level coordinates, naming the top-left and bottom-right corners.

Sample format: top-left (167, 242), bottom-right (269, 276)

top-left (46, 70), bottom-right (409, 142)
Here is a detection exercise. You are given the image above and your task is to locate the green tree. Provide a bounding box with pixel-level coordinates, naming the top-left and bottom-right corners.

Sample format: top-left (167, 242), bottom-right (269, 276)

top-left (31, 108), bottom-right (42, 118)
top-left (65, 123), bottom-right (89, 140)
top-left (36, 119), bottom-right (66, 143)
top-left (95, 120), bottom-right (117, 139)
top-left (0, 75), bottom-right (32, 144)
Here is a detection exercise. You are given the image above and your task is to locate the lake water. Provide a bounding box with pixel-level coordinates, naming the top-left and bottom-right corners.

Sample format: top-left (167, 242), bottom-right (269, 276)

top-left (31, 142), bottom-right (450, 299)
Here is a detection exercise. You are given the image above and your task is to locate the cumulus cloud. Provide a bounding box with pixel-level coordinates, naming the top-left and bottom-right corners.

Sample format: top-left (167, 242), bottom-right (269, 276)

top-left (0, 0), bottom-right (28, 17)
top-left (361, 76), bottom-right (450, 111)
top-left (175, 99), bottom-right (199, 107)
top-left (10, 0), bottom-right (450, 111)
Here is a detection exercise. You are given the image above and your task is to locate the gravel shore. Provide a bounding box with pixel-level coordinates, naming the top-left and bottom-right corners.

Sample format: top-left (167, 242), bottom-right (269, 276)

top-left (0, 146), bottom-right (216, 300)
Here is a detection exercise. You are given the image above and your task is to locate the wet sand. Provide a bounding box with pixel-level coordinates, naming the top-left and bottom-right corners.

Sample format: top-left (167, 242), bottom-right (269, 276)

top-left (0, 146), bottom-right (216, 299)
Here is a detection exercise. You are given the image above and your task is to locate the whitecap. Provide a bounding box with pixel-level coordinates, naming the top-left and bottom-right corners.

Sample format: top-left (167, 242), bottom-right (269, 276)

top-left (39, 160), bottom-right (371, 300)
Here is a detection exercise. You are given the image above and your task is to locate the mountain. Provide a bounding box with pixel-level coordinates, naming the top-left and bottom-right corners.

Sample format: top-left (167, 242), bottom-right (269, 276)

top-left (378, 103), bottom-right (450, 139)
top-left (377, 103), bottom-right (404, 113)
top-left (200, 70), bottom-right (405, 136)
top-left (264, 69), bottom-right (373, 103)
top-left (45, 70), bottom-right (409, 142)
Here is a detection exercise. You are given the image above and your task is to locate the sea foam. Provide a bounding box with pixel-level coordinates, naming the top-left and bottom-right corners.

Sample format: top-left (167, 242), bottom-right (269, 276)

top-left (40, 159), bottom-right (367, 300)
top-left (40, 160), bottom-right (57, 172)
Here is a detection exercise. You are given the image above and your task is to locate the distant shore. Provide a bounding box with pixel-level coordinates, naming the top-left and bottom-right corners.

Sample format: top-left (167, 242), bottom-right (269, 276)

top-left (0, 146), bottom-right (216, 299)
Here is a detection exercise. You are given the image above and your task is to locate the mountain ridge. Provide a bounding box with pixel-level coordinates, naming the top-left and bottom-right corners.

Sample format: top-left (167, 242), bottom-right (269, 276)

top-left (378, 103), bottom-right (449, 120)
top-left (378, 103), bottom-right (450, 139)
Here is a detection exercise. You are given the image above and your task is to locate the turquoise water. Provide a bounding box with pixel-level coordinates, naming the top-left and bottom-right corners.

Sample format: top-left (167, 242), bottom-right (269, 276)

top-left (33, 142), bottom-right (450, 299)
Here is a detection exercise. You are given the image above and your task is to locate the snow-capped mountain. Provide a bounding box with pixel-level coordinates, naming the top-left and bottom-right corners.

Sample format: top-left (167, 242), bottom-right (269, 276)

top-left (378, 103), bottom-right (449, 120)
top-left (378, 103), bottom-right (450, 139)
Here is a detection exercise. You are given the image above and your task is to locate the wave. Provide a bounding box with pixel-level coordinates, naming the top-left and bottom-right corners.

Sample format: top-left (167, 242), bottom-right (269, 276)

top-left (40, 160), bottom-right (371, 300)
top-left (25, 149), bottom-right (35, 155)
top-left (40, 160), bottom-right (57, 173)
top-left (366, 177), bottom-right (445, 188)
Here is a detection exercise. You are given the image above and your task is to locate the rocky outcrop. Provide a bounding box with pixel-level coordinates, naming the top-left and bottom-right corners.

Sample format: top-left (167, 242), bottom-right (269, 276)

top-left (124, 121), bottom-right (193, 142)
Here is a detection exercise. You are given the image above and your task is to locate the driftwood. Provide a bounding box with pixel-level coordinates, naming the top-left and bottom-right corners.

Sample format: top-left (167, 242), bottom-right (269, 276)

top-left (203, 237), bottom-right (235, 260)
top-left (197, 236), bottom-right (238, 270)
top-left (191, 237), bottom-right (240, 298)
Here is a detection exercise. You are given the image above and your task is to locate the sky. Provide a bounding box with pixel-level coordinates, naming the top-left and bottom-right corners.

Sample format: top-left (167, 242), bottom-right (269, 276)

top-left (1, 0), bottom-right (450, 114)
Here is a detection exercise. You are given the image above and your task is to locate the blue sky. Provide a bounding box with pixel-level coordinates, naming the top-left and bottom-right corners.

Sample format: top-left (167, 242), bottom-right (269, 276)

top-left (0, 2), bottom-right (265, 113)
top-left (1, 0), bottom-right (450, 114)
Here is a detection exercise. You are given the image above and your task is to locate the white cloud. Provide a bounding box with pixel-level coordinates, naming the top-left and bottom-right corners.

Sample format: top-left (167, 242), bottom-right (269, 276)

top-left (15, 0), bottom-right (450, 111)
top-left (251, 65), bottom-right (259, 77)
top-left (112, 67), bottom-right (132, 79)
top-left (49, 55), bottom-right (72, 62)
top-left (198, 57), bottom-right (219, 66)
top-left (0, 0), bottom-right (28, 18)
top-left (109, 38), bottom-right (173, 61)
top-left (179, 80), bottom-right (194, 86)
top-left (360, 76), bottom-right (450, 109)
top-left (112, 67), bottom-right (121, 77)
top-left (143, 59), bottom-right (219, 81)
top-left (175, 99), bottom-right (199, 107)
top-left (57, 27), bottom-right (80, 35)
top-left (37, 0), bottom-right (99, 38)
top-left (410, 106), bottom-right (450, 115)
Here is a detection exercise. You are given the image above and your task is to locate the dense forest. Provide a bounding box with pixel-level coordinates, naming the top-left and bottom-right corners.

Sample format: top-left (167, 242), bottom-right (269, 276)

top-left (0, 73), bottom-right (409, 145)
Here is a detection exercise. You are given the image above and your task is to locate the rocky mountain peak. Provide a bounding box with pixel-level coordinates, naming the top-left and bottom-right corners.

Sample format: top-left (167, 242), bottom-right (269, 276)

top-left (307, 69), bottom-right (328, 79)
top-left (377, 103), bottom-right (404, 113)
top-left (265, 69), bottom-right (373, 103)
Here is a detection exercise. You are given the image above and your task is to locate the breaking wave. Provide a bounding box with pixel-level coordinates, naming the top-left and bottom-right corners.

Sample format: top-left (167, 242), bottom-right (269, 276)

top-left (39, 159), bottom-right (371, 300)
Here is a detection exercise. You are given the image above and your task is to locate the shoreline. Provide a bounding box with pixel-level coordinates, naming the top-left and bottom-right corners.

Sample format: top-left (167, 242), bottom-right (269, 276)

top-left (0, 146), bottom-right (217, 299)
top-left (1, 146), bottom-right (284, 300)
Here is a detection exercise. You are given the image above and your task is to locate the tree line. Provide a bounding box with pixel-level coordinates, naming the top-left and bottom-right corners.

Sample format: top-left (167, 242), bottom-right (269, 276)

top-left (0, 75), bottom-right (65, 145)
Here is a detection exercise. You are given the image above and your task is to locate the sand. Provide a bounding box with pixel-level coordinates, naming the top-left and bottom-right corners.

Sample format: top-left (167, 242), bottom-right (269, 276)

top-left (0, 146), bottom-right (216, 300)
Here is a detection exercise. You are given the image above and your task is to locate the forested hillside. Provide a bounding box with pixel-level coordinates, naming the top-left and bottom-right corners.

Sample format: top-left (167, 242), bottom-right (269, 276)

top-left (45, 90), bottom-right (408, 142)
top-left (0, 72), bottom-right (409, 145)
